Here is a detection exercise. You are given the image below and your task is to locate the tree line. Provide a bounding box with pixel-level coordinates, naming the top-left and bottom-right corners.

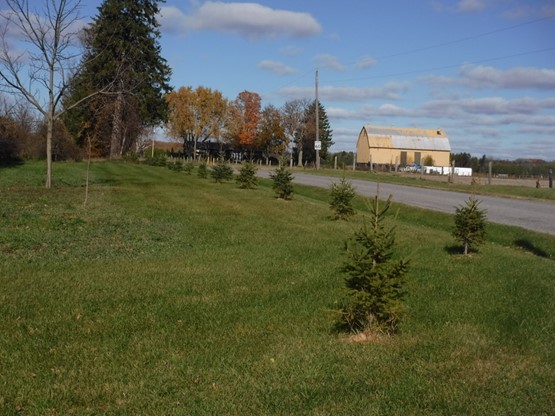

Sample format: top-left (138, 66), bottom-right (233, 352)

top-left (450, 152), bottom-right (555, 178)
top-left (165, 88), bottom-right (333, 165)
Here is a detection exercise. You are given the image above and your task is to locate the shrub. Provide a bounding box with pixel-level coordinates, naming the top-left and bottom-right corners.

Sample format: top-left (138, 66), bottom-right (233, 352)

top-left (144, 154), bottom-right (167, 166)
top-left (123, 152), bottom-right (139, 163)
top-left (423, 155), bottom-right (434, 166)
top-left (453, 196), bottom-right (487, 256)
top-left (338, 195), bottom-right (409, 334)
top-left (0, 118), bottom-right (23, 166)
top-left (183, 161), bottom-right (194, 175)
top-left (236, 162), bottom-right (258, 189)
top-left (270, 166), bottom-right (294, 200)
top-left (210, 161), bottom-right (234, 183)
top-left (167, 159), bottom-right (183, 172)
top-left (197, 162), bottom-right (208, 178)
top-left (330, 177), bottom-right (356, 220)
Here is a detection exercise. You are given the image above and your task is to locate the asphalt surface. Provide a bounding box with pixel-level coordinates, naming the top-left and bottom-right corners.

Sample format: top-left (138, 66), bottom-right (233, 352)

top-left (261, 170), bottom-right (555, 236)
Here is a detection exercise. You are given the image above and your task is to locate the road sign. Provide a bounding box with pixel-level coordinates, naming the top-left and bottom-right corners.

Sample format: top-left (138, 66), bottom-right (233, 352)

top-left (314, 140), bottom-right (322, 150)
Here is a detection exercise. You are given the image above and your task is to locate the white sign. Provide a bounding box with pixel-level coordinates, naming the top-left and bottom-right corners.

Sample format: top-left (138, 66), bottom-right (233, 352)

top-left (314, 140), bottom-right (322, 150)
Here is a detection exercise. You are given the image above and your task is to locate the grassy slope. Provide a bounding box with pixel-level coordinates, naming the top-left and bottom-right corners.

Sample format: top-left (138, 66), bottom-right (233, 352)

top-left (0, 161), bottom-right (553, 415)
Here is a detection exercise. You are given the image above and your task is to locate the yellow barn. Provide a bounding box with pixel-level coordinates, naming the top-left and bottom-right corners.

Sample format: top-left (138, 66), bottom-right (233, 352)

top-left (356, 125), bottom-right (451, 168)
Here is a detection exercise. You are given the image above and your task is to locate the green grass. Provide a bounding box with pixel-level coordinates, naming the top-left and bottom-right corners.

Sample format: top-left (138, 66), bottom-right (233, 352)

top-left (295, 167), bottom-right (555, 202)
top-left (1, 161), bottom-right (554, 415)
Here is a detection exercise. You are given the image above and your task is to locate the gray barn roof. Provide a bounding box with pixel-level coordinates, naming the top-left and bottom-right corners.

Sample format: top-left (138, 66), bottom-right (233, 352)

top-left (361, 125), bottom-right (451, 152)
top-left (391, 135), bottom-right (451, 151)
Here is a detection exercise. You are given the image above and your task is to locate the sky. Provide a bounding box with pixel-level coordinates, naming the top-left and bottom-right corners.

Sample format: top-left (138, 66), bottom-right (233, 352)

top-left (4, 0), bottom-right (555, 160)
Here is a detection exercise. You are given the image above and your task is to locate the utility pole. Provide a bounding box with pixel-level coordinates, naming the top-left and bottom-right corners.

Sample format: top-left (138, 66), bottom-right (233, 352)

top-left (315, 67), bottom-right (320, 170)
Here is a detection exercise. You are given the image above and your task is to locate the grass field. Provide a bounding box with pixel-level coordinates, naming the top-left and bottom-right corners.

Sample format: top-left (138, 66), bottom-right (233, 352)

top-left (1, 161), bottom-right (554, 415)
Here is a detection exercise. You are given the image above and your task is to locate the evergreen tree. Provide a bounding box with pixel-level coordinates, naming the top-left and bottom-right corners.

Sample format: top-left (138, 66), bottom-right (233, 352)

top-left (299, 100), bottom-right (333, 165)
top-left (197, 161), bottom-right (208, 179)
top-left (64, 0), bottom-right (172, 158)
top-left (210, 160), bottom-right (234, 183)
top-left (270, 165), bottom-right (294, 200)
top-left (236, 162), bottom-right (258, 189)
top-left (453, 196), bottom-right (487, 256)
top-left (339, 196), bottom-right (409, 334)
top-left (329, 177), bottom-right (356, 220)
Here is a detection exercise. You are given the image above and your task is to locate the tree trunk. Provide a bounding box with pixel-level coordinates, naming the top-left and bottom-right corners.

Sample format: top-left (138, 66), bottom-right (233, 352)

top-left (46, 114), bottom-right (53, 189)
top-left (193, 136), bottom-right (197, 160)
top-left (297, 149), bottom-right (303, 167)
top-left (110, 88), bottom-right (123, 159)
top-left (46, 54), bottom-right (55, 189)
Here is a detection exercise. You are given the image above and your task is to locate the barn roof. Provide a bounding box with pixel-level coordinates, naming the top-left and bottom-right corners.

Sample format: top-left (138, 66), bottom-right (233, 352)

top-left (361, 125), bottom-right (451, 152)
top-left (391, 135), bottom-right (451, 151)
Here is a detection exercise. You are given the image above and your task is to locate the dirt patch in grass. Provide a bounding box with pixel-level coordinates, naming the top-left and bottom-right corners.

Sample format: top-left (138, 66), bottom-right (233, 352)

top-left (345, 331), bottom-right (395, 345)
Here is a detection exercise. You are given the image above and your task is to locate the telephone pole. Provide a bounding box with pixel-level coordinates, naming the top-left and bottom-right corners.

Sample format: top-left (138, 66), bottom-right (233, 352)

top-left (315, 67), bottom-right (320, 170)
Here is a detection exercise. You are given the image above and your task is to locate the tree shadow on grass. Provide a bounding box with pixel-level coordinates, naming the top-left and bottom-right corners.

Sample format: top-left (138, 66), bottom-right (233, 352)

top-left (444, 245), bottom-right (464, 255)
top-left (514, 239), bottom-right (552, 259)
top-left (444, 244), bottom-right (482, 257)
top-left (0, 158), bottom-right (24, 168)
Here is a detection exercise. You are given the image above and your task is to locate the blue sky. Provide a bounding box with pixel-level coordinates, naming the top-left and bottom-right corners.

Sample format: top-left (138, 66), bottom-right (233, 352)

top-left (12, 0), bottom-right (555, 160)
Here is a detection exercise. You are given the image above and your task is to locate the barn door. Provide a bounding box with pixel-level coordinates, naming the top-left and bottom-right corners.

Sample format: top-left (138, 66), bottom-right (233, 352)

top-left (400, 151), bottom-right (407, 165)
top-left (414, 152), bottom-right (421, 164)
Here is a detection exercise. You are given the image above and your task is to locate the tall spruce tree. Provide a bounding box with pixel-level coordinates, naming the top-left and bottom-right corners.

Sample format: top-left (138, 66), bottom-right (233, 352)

top-left (299, 100), bottom-right (333, 165)
top-left (64, 0), bottom-right (172, 158)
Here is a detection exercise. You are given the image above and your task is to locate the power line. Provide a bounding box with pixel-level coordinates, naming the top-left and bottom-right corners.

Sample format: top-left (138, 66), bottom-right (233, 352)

top-left (373, 13), bottom-right (555, 61)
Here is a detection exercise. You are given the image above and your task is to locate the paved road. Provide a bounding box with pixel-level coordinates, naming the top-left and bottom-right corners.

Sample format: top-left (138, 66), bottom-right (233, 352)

top-left (261, 171), bottom-right (555, 236)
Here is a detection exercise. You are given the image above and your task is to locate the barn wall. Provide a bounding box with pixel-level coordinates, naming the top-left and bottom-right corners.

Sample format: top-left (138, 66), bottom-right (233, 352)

top-left (355, 130), bottom-right (370, 163)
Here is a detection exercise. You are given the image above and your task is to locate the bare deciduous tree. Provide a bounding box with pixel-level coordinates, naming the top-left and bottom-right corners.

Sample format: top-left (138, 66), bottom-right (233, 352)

top-left (0, 0), bottom-right (91, 188)
top-left (282, 98), bottom-right (310, 167)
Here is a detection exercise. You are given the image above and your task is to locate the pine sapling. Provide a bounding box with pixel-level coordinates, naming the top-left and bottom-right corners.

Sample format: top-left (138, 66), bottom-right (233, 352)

top-left (453, 196), bottom-right (487, 256)
top-left (339, 195), bottom-right (409, 334)
top-left (184, 161), bottom-right (194, 175)
top-left (197, 161), bottom-right (208, 179)
top-left (270, 165), bottom-right (294, 200)
top-left (210, 160), bottom-right (234, 183)
top-left (330, 176), bottom-right (356, 220)
top-left (236, 162), bottom-right (258, 189)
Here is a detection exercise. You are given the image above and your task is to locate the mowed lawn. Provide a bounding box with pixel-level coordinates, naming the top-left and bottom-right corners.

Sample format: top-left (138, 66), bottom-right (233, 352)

top-left (1, 161), bottom-right (553, 415)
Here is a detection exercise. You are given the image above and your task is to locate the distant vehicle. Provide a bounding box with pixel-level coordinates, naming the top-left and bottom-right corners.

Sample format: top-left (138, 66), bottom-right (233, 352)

top-left (402, 164), bottom-right (421, 173)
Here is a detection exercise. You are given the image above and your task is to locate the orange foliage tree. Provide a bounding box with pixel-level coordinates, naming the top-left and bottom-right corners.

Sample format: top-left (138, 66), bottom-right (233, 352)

top-left (165, 86), bottom-right (228, 158)
top-left (226, 91), bottom-right (261, 154)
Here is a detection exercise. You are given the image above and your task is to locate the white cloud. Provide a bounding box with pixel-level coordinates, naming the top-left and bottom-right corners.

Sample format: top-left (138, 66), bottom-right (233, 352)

top-left (425, 65), bottom-right (555, 90)
top-left (279, 82), bottom-right (409, 102)
top-left (159, 3), bottom-right (322, 38)
top-left (457, 0), bottom-right (488, 13)
top-left (323, 96), bottom-right (555, 128)
top-left (502, 6), bottom-right (533, 20)
top-left (313, 54), bottom-right (346, 72)
top-left (327, 107), bottom-right (358, 119)
top-left (355, 56), bottom-right (376, 70)
top-left (257, 60), bottom-right (297, 76)
top-left (280, 45), bottom-right (302, 57)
